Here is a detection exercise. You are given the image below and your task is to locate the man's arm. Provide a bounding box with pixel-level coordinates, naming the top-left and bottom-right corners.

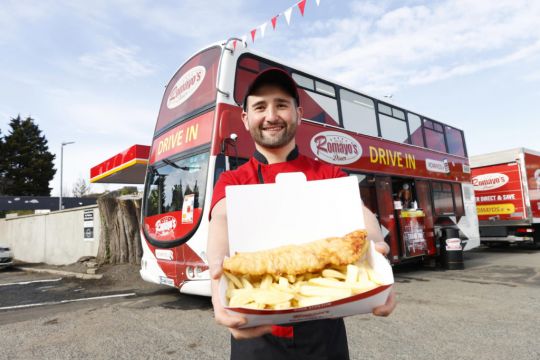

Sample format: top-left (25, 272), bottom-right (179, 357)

top-left (207, 199), bottom-right (272, 339)
top-left (362, 205), bottom-right (397, 317)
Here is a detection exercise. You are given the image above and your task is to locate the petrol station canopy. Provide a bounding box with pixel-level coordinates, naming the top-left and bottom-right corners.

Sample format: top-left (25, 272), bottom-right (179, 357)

top-left (90, 144), bottom-right (150, 184)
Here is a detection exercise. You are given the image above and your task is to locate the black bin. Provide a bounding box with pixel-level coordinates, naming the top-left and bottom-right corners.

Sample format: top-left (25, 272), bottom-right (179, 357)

top-left (439, 228), bottom-right (464, 270)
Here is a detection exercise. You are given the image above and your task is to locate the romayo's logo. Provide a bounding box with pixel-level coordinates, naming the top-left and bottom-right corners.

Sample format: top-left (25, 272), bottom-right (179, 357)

top-left (167, 65), bottom-right (206, 109)
top-left (472, 173), bottom-right (509, 191)
top-left (310, 131), bottom-right (362, 165)
top-left (155, 216), bottom-right (177, 236)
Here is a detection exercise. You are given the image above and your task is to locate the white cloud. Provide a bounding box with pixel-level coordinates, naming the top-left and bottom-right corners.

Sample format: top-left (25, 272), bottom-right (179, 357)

top-left (283, 0), bottom-right (540, 95)
top-left (79, 45), bottom-right (155, 81)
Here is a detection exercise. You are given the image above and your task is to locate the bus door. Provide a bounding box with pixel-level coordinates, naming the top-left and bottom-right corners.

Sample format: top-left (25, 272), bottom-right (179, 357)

top-left (392, 178), bottom-right (429, 259)
top-left (374, 176), bottom-right (400, 263)
top-left (415, 180), bottom-right (437, 255)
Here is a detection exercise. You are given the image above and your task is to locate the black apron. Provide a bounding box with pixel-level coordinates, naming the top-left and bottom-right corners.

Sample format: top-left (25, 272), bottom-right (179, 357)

top-left (230, 318), bottom-right (350, 360)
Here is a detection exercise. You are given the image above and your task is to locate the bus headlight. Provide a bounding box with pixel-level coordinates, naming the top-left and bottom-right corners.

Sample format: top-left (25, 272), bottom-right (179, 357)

top-left (186, 266), bottom-right (195, 279)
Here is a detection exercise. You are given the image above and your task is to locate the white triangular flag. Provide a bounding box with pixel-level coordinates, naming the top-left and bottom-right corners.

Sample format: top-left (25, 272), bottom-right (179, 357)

top-left (260, 22), bottom-right (268, 38)
top-left (316, 0), bottom-right (321, 6)
top-left (241, 35), bottom-right (247, 45)
top-left (284, 7), bottom-right (293, 25)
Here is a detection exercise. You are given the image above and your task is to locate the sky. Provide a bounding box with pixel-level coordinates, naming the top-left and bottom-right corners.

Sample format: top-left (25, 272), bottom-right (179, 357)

top-left (1, 0), bottom-right (539, 197)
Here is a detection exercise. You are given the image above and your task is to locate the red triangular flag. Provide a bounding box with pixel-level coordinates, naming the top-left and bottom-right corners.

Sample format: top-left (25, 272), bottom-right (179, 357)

top-left (298, 0), bottom-right (307, 16)
top-left (233, 40), bottom-right (237, 50)
top-left (271, 15), bottom-right (278, 29)
top-left (250, 29), bottom-right (257, 42)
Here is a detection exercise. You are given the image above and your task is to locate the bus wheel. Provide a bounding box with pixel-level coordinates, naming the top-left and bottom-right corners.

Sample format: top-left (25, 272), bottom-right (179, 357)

top-left (533, 226), bottom-right (540, 249)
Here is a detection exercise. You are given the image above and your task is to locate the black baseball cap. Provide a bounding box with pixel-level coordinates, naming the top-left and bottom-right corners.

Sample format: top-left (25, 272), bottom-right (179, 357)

top-left (242, 68), bottom-right (300, 110)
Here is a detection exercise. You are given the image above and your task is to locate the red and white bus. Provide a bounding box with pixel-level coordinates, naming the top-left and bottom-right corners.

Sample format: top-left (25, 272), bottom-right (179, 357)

top-left (140, 39), bottom-right (480, 295)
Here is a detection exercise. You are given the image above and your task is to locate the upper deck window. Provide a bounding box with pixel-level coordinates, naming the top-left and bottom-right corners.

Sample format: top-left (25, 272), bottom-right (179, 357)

top-left (292, 73), bottom-right (339, 125)
top-left (378, 103), bottom-right (408, 143)
top-left (155, 46), bottom-right (221, 135)
top-left (445, 126), bottom-right (466, 157)
top-left (340, 89), bottom-right (378, 137)
top-left (408, 113), bottom-right (424, 147)
top-left (424, 119), bottom-right (446, 152)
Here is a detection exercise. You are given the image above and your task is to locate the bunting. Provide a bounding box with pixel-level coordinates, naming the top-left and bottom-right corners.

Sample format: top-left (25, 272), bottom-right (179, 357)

top-left (234, 0), bottom-right (321, 47)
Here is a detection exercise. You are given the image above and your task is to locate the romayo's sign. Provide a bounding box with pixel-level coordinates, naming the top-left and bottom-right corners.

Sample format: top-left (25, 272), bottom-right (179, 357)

top-left (155, 216), bottom-right (177, 236)
top-left (472, 173), bottom-right (509, 191)
top-left (310, 131), bottom-right (362, 165)
top-left (425, 158), bottom-right (449, 174)
top-left (167, 65), bottom-right (206, 109)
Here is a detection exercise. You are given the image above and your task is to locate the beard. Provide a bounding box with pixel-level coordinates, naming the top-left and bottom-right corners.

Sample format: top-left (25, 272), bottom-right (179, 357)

top-left (249, 118), bottom-right (298, 149)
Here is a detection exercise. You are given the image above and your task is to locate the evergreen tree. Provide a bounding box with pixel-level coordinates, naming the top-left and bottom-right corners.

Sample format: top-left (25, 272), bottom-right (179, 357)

top-left (2, 115), bottom-right (56, 196)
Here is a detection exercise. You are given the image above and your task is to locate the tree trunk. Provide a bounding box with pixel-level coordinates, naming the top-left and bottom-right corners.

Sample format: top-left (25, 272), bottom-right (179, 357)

top-left (96, 196), bottom-right (142, 265)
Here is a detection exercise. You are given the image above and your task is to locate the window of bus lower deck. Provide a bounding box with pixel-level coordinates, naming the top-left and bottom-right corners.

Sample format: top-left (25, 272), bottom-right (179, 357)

top-left (234, 55), bottom-right (340, 126)
top-left (143, 150), bottom-right (210, 245)
top-left (431, 181), bottom-right (456, 216)
top-left (347, 173), bottom-right (379, 215)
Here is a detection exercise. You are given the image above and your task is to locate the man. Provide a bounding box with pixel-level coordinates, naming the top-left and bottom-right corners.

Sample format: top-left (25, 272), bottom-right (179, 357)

top-left (207, 68), bottom-right (396, 359)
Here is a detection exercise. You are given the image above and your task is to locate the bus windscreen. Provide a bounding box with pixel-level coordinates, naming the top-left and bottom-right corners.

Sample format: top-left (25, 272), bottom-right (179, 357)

top-left (143, 151), bottom-right (209, 245)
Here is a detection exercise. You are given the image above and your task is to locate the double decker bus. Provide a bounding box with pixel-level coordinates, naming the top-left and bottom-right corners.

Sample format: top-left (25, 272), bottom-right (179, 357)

top-left (140, 39), bottom-right (479, 295)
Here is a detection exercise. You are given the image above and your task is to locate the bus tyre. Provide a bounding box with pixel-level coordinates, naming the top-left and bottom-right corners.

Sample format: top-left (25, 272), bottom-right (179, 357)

top-left (533, 226), bottom-right (540, 249)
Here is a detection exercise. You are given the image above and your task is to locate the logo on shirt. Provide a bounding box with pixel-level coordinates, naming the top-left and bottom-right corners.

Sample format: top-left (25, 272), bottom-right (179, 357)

top-left (310, 131), bottom-right (362, 165)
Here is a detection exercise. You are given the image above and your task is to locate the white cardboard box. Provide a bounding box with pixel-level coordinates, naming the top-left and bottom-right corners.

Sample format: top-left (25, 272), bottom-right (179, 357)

top-left (221, 173), bottom-right (394, 327)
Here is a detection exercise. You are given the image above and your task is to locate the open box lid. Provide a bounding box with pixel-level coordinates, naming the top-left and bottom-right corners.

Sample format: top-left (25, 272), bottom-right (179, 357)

top-left (225, 173), bottom-right (365, 255)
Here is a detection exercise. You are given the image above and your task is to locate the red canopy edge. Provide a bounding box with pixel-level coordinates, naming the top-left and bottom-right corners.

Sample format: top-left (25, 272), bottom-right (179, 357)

top-left (90, 144), bottom-right (150, 184)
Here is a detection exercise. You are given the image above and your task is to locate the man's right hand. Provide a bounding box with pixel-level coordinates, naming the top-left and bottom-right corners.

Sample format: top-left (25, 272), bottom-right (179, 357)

top-left (210, 265), bottom-right (272, 339)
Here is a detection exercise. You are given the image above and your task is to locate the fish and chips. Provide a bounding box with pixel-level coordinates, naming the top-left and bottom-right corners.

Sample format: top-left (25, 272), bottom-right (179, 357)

top-left (223, 230), bottom-right (386, 310)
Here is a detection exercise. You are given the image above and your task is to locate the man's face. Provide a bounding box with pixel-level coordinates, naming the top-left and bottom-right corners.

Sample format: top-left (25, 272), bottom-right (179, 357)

top-left (242, 84), bottom-right (303, 149)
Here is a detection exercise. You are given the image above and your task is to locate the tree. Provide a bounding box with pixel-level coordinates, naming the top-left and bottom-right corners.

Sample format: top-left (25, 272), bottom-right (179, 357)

top-left (72, 177), bottom-right (90, 197)
top-left (1, 115), bottom-right (56, 196)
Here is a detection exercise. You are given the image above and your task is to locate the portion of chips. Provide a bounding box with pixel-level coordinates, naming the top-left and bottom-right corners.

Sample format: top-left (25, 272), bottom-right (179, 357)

top-left (224, 260), bottom-right (384, 310)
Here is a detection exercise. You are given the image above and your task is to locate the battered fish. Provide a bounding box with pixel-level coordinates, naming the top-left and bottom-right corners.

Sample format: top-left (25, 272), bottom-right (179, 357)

top-left (223, 230), bottom-right (368, 276)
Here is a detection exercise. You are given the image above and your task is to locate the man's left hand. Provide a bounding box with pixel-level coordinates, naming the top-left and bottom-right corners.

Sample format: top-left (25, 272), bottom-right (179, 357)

top-left (371, 241), bottom-right (397, 317)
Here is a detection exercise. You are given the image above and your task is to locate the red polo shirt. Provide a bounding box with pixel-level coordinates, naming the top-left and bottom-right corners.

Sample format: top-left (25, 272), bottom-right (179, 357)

top-left (210, 147), bottom-right (346, 216)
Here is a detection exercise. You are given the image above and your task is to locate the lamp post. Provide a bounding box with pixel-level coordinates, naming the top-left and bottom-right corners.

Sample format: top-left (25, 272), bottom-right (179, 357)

top-left (59, 141), bottom-right (75, 210)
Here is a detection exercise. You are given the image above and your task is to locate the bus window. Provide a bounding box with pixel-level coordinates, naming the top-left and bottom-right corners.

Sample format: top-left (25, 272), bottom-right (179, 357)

top-left (378, 103), bottom-right (409, 143)
top-left (301, 89), bottom-right (339, 125)
top-left (379, 114), bottom-right (408, 143)
top-left (424, 119), bottom-right (446, 152)
top-left (293, 73), bottom-right (339, 126)
top-left (378, 103), bottom-right (392, 116)
top-left (144, 152), bottom-right (209, 244)
top-left (432, 182), bottom-right (454, 215)
top-left (408, 113), bottom-right (424, 147)
top-left (292, 73), bottom-right (314, 90)
top-left (348, 173), bottom-right (378, 214)
top-left (445, 126), bottom-right (466, 157)
top-left (340, 89), bottom-right (378, 137)
top-left (452, 183), bottom-right (465, 218)
top-left (316, 81), bottom-right (335, 97)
